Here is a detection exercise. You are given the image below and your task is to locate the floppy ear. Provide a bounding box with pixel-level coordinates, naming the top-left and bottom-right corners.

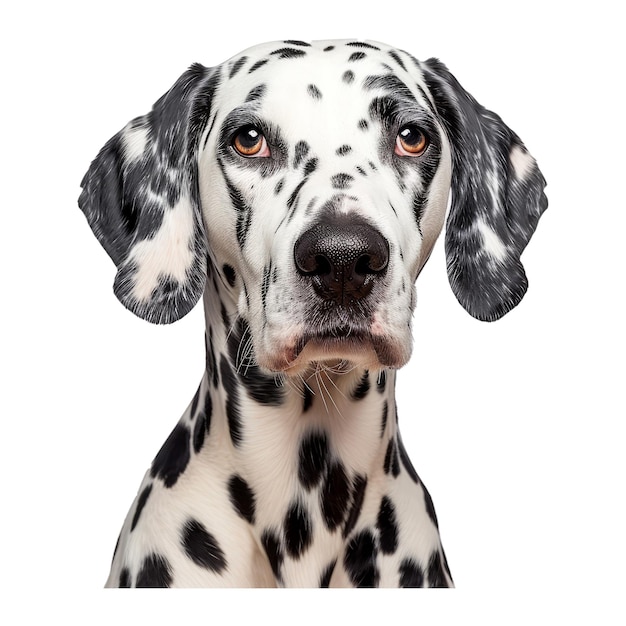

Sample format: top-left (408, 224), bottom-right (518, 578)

top-left (79, 63), bottom-right (219, 324)
top-left (421, 59), bottom-right (548, 322)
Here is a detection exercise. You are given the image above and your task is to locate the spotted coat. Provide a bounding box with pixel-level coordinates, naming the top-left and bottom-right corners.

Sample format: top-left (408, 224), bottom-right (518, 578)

top-left (79, 39), bottom-right (547, 587)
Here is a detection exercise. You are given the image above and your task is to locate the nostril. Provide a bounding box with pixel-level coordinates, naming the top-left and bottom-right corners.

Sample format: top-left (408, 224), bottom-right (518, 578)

top-left (354, 255), bottom-right (372, 276)
top-left (354, 248), bottom-right (388, 275)
top-left (299, 253), bottom-right (333, 277)
top-left (314, 254), bottom-right (332, 276)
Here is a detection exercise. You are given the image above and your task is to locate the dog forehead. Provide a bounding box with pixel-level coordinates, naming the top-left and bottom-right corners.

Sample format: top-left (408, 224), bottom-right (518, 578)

top-left (217, 39), bottom-right (422, 109)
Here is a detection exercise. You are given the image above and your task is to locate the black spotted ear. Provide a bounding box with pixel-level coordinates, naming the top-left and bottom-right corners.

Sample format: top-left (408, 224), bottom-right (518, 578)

top-left (421, 58), bottom-right (548, 322)
top-left (79, 63), bottom-right (219, 324)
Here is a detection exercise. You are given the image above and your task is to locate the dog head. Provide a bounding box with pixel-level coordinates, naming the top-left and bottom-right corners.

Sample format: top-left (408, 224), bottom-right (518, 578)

top-left (79, 40), bottom-right (547, 375)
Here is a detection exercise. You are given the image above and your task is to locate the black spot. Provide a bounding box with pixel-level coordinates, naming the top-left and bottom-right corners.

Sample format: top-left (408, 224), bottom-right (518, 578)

top-left (249, 58), bottom-right (269, 73)
top-left (356, 165), bottom-right (367, 176)
top-left (190, 384), bottom-right (201, 418)
top-left (413, 192), bottom-right (427, 225)
top-left (321, 461), bottom-right (351, 531)
top-left (229, 56), bottom-right (248, 79)
top-left (383, 439), bottom-right (393, 474)
top-left (427, 550), bottom-right (449, 587)
top-left (131, 484), bottom-right (153, 532)
top-left (346, 41), bottom-right (381, 50)
top-left (119, 568), bottom-right (131, 588)
top-left (261, 529), bottom-right (284, 582)
top-left (136, 553), bottom-right (173, 588)
top-left (223, 174), bottom-right (253, 248)
top-left (383, 438), bottom-right (401, 478)
top-left (358, 119), bottom-right (369, 131)
top-left (323, 45), bottom-right (335, 52)
top-left (221, 302), bottom-right (231, 330)
top-left (307, 84), bottom-right (322, 99)
top-left (150, 422), bottom-right (191, 488)
top-left (368, 160), bottom-right (377, 171)
top-left (319, 560), bottom-right (336, 587)
top-left (228, 475), bottom-right (256, 524)
top-left (422, 482), bottom-right (439, 528)
top-left (271, 47), bottom-right (307, 59)
top-left (294, 141), bottom-right (310, 168)
top-left (261, 263), bottom-right (271, 309)
top-left (348, 51), bottom-right (367, 62)
top-left (181, 519), bottom-right (227, 573)
top-left (336, 144), bottom-right (352, 156)
top-left (219, 355), bottom-right (243, 447)
top-left (304, 158), bottom-right (318, 176)
top-left (303, 383), bottom-right (314, 412)
top-left (245, 84), bottom-right (267, 104)
top-left (343, 474), bottom-right (367, 538)
top-left (204, 389), bottom-right (213, 423)
top-left (342, 70), bottom-right (355, 84)
top-left (222, 264), bottom-right (236, 287)
top-left (331, 173), bottom-right (354, 190)
top-left (380, 401), bottom-right (388, 437)
top-left (397, 435), bottom-right (419, 483)
top-left (376, 496), bottom-right (398, 555)
top-left (287, 178), bottom-right (307, 212)
top-left (284, 39), bottom-right (311, 47)
top-left (274, 177), bottom-right (285, 195)
top-left (388, 50), bottom-right (407, 72)
top-left (376, 370), bottom-right (386, 392)
top-left (344, 530), bottom-right (379, 587)
top-left (205, 329), bottom-right (219, 388)
top-left (193, 402), bottom-right (210, 454)
top-left (363, 73), bottom-right (411, 95)
top-left (284, 501), bottom-right (313, 558)
top-left (298, 431), bottom-right (329, 489)
top-left (399, 558), bottom-right (424, 587)
top-left (352, 371), bottom-right (370, 399)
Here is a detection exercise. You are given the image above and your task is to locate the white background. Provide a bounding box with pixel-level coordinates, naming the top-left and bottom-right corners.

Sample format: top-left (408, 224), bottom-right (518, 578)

top-left (1, 0), bottom-right (624, 623)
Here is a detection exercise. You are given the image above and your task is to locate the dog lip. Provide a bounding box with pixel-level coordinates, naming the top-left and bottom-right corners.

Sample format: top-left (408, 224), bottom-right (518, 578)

top-left (289, 324), bottom-right (404, 368)
top-left (293, 326), bottom-right (370, 355)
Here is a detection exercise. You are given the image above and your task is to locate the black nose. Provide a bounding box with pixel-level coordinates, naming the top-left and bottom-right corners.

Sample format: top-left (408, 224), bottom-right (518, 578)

top-left (294, 216), bottom-right (389, 305)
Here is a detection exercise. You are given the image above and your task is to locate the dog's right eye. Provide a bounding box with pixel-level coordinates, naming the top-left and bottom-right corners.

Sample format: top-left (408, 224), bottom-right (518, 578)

top-left (395, 125), bottom-right (429, 157)
top-left (232, 125), bottom-right (270, 157)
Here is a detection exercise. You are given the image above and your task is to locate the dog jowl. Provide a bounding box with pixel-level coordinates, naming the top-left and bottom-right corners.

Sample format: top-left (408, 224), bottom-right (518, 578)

top-left (79, 40), bottom-right (547, 588)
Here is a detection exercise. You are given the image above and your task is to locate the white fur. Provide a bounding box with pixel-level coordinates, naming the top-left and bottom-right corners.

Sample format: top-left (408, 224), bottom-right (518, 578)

top-left (476, 217), bottom-right (509, 262)
top-left (122, 124), bottom-right (149, 163)
top-left (127, 193), bottom-right (195, 302)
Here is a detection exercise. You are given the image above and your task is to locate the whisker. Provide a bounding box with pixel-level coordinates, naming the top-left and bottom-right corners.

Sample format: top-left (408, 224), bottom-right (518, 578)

top-left (321, 368), bottom-right (345, 418)
top-left (314, 367), bottom-right (330, 415)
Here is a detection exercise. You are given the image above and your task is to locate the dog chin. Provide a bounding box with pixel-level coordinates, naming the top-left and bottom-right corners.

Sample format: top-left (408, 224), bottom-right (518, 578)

top-left (260, 333), bottom-right (410, 376)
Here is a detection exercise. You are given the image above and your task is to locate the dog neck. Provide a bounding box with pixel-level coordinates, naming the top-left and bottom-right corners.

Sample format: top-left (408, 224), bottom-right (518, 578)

top-left (200, 273), bottom-right (400, 483)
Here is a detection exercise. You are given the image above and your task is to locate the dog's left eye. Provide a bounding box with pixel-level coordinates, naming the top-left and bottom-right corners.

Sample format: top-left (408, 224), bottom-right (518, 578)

top-left (232, 125), bottom-right (270, 157)
top-left (395, 125), bottom-right (429, 157)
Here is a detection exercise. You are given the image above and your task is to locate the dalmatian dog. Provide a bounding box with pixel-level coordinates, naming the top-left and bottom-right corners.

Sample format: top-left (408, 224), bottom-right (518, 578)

top-left (79, 39), bottom-right (547, 588)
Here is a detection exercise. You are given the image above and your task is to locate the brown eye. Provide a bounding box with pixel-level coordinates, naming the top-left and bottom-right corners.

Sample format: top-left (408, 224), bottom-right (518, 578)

top-left (233, 125), bottom-right (269, 157)
top-left (395, 125), bottom-right (428, 156)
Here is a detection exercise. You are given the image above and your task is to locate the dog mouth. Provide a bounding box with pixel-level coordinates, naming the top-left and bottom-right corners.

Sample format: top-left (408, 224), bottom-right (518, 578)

top-left (276, 322), bottom-right (407, 374)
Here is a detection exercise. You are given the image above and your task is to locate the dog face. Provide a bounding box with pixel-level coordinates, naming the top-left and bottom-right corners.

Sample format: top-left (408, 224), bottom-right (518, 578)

top-left (199, 42), bottom-right (453, 373)
top-left (79, 40), bottom-right (547, 374)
